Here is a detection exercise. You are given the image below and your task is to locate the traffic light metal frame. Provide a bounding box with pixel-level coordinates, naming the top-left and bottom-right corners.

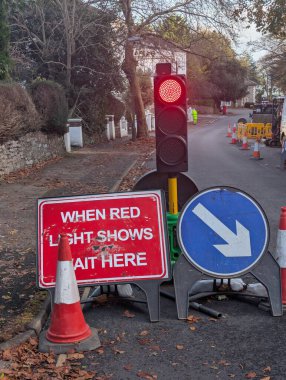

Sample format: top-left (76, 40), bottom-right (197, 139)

top-left (154, 69), bottom-right (188, 174)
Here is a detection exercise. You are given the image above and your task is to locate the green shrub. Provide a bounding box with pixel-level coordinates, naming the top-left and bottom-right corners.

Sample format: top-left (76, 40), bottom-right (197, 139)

top-left (105, 94), bottom-right (125, 125)
top-left (30, 80), bottom-right (68, 135)
top-left (78, 91), bottom-right (125, 137)
top-left (0, 82), bottom-right (41, 143)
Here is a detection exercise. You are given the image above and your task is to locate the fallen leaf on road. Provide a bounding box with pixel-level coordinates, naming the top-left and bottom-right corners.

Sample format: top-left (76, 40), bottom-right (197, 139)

top-left (29, 338), bottom-right (38, 346)
top-left (139, 330), bottom-right (149, 336)
top-left (187, 315), bottom-right (200, 323)
top-left (176, 344), bottom-right (184, 350)
top-left (67, 353), bottom-right (84, 360)
top-left (149, 345), bottom-right (160, 352)
top-left (56, 354), bottom-right (67, 367)
top-left (190, 326), bottom-right (196, 331)
top-left (218, 360), bottom-right (231, 366)
top-left (123, 364), bottom-right (133, 371)
top-left (1, 295), bottom-right (11, 300)
top-left (138, 338), bottom-right (152, 346)
top-left (260, 377), bottom-right (271, 380)
top-left (1, 350), bottom-right (12, 361)
top-left (263, 367), bottom-right (271, 372)
top-left (113, 348), bottom-right (125, 355)
top-left (245, 372), bottom-right (257, 379)
top-left (137, 370), bottom-right (157, 379)
top-left (9, 229), bottom-right (17, 235)
top-left (123, 310), bottom-right (135, 318)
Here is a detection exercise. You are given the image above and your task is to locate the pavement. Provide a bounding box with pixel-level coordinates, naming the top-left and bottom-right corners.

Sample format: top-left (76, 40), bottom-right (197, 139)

top-left (0, 135), bottom-right (156, 349)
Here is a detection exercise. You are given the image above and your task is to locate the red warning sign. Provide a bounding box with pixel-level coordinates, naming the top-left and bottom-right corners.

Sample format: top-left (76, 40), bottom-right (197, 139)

top-left (37, 190), bottom-right (169, 288)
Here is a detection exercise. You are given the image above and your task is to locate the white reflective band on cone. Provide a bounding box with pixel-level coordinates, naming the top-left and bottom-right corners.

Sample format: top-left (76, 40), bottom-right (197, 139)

top-left (276, 230), bottom-right (286, 267)
top-left (54, 261), bottom-right (80, 304)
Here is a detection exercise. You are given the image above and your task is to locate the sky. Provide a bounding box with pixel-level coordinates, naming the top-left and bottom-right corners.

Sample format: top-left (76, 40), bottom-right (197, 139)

top-left (236, 23), bottom-right (266, 61)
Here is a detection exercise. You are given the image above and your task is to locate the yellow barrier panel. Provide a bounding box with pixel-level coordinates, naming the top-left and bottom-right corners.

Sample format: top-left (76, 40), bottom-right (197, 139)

top-left (237, 123), bottom-right (244, 139)
top-left (237, 123), bottom-right (272, 139)
top-left (263, 124), bottom-right (272, 138)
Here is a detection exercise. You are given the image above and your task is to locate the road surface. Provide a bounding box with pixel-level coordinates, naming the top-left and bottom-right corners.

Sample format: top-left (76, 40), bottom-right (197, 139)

top-left (82, 109), bottom-right (286, 380)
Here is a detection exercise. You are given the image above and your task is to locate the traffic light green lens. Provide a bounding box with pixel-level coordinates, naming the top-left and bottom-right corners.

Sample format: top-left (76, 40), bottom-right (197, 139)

top-left (159, 79), bottom-right (182, 103)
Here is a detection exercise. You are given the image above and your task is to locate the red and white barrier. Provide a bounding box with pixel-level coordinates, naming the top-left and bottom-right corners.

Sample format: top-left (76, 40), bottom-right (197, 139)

top-left (226, 123), bottom-right (232, 137)
top-left (275, 207), bottom-right (286, 305)
top-left (240, 131), bottom-right (249, 150)
top-left (251, 139), bottom-right (263, 160)
top-left (230, 126), bottom-right (237, 144)
top-left (46, 234), bottom-right (92, 343)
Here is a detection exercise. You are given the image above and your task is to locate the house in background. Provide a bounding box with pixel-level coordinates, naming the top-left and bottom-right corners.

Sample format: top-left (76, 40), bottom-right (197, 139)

top-left (134, 37), bottom-right (187, 75)
top-left (237, 79), bottom-right (257, 107)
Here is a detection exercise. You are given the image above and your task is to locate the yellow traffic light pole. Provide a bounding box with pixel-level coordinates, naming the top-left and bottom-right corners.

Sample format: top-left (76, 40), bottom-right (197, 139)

top-left (168, 176), bottom-right (178, 214)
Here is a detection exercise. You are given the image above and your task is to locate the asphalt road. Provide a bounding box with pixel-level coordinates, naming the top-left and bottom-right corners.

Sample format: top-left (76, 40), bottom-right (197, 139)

top-left (188, 108), bottom-right (286, 253)
top-left (80, 110), bottom-right (286, 380)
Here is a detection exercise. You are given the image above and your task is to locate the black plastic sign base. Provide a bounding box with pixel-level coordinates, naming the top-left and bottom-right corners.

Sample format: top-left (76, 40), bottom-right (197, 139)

top-left (173, 253), bottom-right (282, 318)
top-left (133, 170), bottom-right (198, 212)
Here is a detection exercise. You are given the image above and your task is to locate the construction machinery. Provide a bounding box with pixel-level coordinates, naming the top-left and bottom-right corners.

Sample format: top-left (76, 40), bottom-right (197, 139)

top-left (238, 98), bottom-right (284, 147)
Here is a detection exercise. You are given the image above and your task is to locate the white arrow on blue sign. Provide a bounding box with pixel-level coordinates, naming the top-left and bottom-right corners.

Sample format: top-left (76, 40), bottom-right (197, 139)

top-left (177, 187), bottom-right (269, 277)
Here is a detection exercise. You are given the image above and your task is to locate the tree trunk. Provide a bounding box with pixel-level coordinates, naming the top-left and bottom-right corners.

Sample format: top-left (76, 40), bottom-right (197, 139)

top-left (122, 41), bottom-right (148, 138)
top-left (66, 39), bottom-right (72, 89)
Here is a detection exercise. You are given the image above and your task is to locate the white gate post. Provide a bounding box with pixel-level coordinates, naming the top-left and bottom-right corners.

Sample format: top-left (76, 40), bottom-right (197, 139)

top-left (68, 118), bottom-right (83, 147)
top-left (146, 111), bottom-right (152, 132)
top-left (106, 115), bottom-right (115, 140)
top-left (110, 115), bottom-right (115, 140)
top-left (151, 114), bottom-right (155, 130)
top-left (64, 128), bottom-right (71, 153)
top-left (106, 116), bottom-right (110, 140)
top-left (120, 116), bottom-right (128, 137)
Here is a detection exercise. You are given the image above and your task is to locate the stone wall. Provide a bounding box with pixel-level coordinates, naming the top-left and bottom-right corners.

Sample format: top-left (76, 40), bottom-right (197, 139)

top-left (0, 132), bottom-right (66, 178)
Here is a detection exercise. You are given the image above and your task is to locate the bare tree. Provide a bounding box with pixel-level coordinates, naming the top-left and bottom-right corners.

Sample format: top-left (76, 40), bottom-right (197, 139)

top-left (10, 0), bottom-right (244, 137)
top-left (9, 0), bottom-right (123, 119)
top-left (95, 0), bottom-right (245, 137)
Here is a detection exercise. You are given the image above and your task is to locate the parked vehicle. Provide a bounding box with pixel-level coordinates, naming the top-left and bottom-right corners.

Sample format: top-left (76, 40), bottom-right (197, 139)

top-left (238, 98), bottom-right (285, 147)
top-left (264, 97), bottom-right (285, 147)
top-left (251, 102), bottom-right (273, 124)
top-left (279, 96), bottom-right (286, 143)
top-left (244, 102), bottom-right (254, 108)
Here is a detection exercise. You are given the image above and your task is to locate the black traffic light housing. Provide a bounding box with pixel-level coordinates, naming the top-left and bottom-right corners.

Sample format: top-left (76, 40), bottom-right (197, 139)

top-left (154, 63), bottom-right (188, 173)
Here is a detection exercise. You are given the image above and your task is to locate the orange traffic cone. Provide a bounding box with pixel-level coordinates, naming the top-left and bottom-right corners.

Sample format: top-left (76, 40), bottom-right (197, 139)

top-left (240, 130), bottom-right (249, 150)
top-left (275, 207), bottom-right (286, 305)
top-left (39, 234), bottom-right (101, 353)
top-left (46, 234), bottom-right (91, 343)
top-left (251, 139), bottom-right (263, 160)
top-left (226, 123), bottom-right (232, 137)
top-left (230, 126), bottom-right (237, 144)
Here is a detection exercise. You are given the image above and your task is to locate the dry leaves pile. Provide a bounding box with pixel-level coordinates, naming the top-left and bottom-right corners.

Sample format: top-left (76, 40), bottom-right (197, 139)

top-left (244, 366), bottom-right (272, 379)
top-left (2, 156), bottom-right (62, 184)
top-left (118, 137), bottom-right (155, 192)
top-left (0, 338), bottom-right (95, 380)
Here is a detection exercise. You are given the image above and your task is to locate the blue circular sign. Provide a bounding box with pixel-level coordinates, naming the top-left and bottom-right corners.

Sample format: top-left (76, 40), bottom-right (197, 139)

top-left (178, 187), bottom-right (269, 277)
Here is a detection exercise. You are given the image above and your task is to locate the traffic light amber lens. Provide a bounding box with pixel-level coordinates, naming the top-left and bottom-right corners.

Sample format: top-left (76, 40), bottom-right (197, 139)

top-left (159, 79), bottom-right (182, 103)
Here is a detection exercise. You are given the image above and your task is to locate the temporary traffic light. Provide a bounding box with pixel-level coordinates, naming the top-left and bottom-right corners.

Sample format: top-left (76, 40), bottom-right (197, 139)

top-left (154, 63), bottom-right (188, 173)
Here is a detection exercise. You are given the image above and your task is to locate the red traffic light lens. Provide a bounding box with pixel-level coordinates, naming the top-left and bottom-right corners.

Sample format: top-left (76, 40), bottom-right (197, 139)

top-left (159, 79), bottom-right (182, 103)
